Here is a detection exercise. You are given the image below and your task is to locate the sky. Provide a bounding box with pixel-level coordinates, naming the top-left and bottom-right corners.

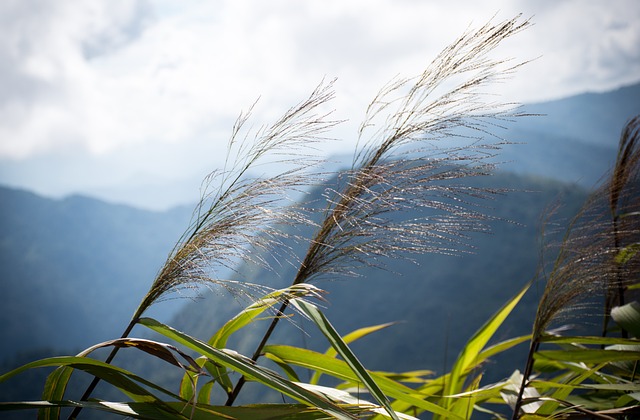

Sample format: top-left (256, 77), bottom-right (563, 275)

top-left (1, 0), bottom-right (639, 210)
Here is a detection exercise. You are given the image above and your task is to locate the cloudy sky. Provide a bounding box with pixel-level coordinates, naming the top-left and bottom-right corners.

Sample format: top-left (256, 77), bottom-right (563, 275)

top-left (1, 0), bottom-right (639, 209)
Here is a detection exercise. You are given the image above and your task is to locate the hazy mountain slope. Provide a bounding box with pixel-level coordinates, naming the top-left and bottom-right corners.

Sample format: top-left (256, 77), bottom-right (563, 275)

top-left (521, 83), bottom-right (640, 148)
top-left (0, 187), bottom-right (192, 359)
top-left (497, 82), bottom-right (640, 187)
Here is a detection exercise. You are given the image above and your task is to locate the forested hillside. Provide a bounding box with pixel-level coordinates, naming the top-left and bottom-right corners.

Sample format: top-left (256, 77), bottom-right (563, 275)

top-left (0, 187), bottom-right (192, 359)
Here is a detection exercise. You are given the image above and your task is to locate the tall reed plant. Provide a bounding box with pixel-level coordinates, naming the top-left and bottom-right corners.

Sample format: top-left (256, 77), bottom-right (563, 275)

top-left (510, 116), bottom-right (640, 419)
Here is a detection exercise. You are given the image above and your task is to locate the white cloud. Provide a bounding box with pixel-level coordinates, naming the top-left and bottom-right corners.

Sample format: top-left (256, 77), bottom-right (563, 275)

top-left (0, 0), bottom-right (639, 208)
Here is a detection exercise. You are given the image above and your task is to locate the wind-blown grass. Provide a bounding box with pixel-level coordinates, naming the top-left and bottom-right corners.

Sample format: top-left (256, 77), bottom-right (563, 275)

top-left (226, 14), bottom-right (532, 405)
top-left (510, 116), bottom-right (640, 418)
top-left (69, 80), bottom-right (341, 418)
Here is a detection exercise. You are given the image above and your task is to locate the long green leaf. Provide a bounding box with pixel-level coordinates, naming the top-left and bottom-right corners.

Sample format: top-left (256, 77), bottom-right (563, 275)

top-left (3, 401), bottom-right (364, 419)
top-left (293, 299), bottom-right (400, 420)
top-left (138, 317), bottom-right (357, 420)
top-left (540, 335), bottom-right (640, 346)
top-left (449, 373), bottom-right (483, 419)
top-left (1, 355), bottom-right (183, 419)
top-left (1, 401), bottom-right (185, 419)
top-left (39, 366), bottom-right (73, 420)
top-left (210, 284), bottom-right (324, 349)
top-left (264, 345), bottom-right (463, 419)
top-left (310, 322), bottom-right (396, 385)
top-left (1, 356), bottom-right (179, 401)
top-left (536, 349), bottom-right (640, 363)
top-left (440, 281), bottom-right (530, 416)
top-left (201, 284), bottom-right (323, 395)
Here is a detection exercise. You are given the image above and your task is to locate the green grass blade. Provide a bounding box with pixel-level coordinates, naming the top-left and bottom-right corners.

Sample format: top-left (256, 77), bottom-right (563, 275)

top-left (264, 345), bottom-right (463, 419)
top-left (197, 380), bottom-right (215, 405)
top-left (440, 281), bottom-right (530, 416)
top-left (204, 284), bottom-right (323, 396)
top-left (310, 322), bottom-right (396, 385)
top-left (2, 401), bottom-right (186, 419)
top-left (293, 299), bottom-right (400, 420)
top-left (138, 317), bottom-right (357, 420)
top-left (539, 335), bottom-right (640, 346)
top-left (210, 284), bottom-right (324, 349)
top-left (6, 400), bottom-right (356, 419)
top-left (536, 349), bottom-right (640, 363)
top-left (449, 373), bottom-right (483, 419)
top-left (1, 355), bottom-right (180, 402)
top-left (39, 366), bottom-right (73, 420)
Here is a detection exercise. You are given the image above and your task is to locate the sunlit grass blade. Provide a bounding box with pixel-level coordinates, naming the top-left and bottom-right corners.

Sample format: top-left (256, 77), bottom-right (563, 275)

top-left (210, 284), bottom-right (324, 349)
top-left (439, 281), bottom-right (530, 417)
top-left (197, 380), bottom-right (216, 405)
top-left (138, 317), bottom-right (357, 420)
top-left (263, 345), bottom-right (463, 419)
top-left (449, 373), bottom-right (483, 419)
top-left (188, 284), bottom-right (325, 398)
top-left (310, 322), bottom-right (396, 385)
top-left (4, 400), bottom-right (368, 419)
top-left (39, 365), bottom-right (73, 420)
top-left (1, 401), bottom-right (187, 419)
top-left (536, 349), bottom-right (640, 364)
top-left (293, 299), bottom-right (400, 420)
top-left (539, 335), bottom-right (640, 346)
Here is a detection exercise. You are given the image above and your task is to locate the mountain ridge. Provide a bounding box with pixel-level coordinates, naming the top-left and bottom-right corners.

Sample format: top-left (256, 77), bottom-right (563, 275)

top-left (0, 82), bottom-right (638, 210)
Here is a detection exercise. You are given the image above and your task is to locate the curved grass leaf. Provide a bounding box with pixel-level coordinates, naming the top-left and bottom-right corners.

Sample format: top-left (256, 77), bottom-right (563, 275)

top-left (438, 281), bottom-right (530, 417)
top-left (293, 299), bottom-right (400, 420)
top-left (197, 380), bottom-right (216, 405)
top-left (1, 355), bottom-right (183, 419)
top-left (294, 383), bottom-right (419, 420)
top-left (40, 365), bottom-right (73, 420)
top-left (539, 335), bottom-right (640, 346)
top-left (1, 356), bottom-right (180, 402)
top-left (138, 317), bottom-right (357, 420)
top-left (536, 349), bottom-right (640, 364)
top-left (1, 401), bottom-right (186, 419)
top-left (196, 284), bottom-right (325, 397)
top-left (82, 337), bottom-right (204, 373)
top-left (3, 401), bottom-right (362, 419)
top-left (210, 284), bottom-right (325, 349)
top-left (310, 322), bottom-right (396, 385)
top-left (263, 345), bottom-right (462, 419)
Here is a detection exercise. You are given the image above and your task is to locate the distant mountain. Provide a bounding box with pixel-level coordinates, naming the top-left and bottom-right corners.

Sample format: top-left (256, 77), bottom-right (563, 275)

top-left (497, 82), bottom-right (640, 187)
top-left (0, 83), bottom-right (637, 211)
top-left (0, 186), bottom-right (192, 360)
